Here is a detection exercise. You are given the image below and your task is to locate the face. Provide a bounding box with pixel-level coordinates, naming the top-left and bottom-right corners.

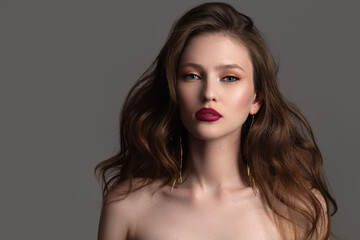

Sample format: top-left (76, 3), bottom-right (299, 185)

top-left (176, 33), bottom-right (262, 141)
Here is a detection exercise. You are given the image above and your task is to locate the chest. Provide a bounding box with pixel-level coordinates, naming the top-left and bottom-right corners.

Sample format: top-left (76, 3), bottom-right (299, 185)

top-left (130, 198), bottom-right (281, 240)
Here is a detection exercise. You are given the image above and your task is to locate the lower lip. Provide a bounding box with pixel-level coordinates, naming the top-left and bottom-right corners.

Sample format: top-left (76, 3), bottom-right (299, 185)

top-left (195, 113), bottom-right (222, 122)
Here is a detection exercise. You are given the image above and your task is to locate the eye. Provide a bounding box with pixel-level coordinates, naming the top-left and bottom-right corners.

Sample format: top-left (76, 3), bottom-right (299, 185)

top-left (183, 73), bottom-right (201, 80)
top-left (222, 75), bottom-right (240, 82)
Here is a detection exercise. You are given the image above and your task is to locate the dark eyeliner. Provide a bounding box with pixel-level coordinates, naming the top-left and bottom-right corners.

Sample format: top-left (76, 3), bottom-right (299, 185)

top-left (222, 75), bottom-right (240, 82)
top-left (183, 73), bottom-right (201, 80)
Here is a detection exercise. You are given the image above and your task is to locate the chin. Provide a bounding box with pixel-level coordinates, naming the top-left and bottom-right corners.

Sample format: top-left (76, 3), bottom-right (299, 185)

top-left (188, 123), bottom-right (242, 140)
top-left (188, 128), bottom-right (234, 141)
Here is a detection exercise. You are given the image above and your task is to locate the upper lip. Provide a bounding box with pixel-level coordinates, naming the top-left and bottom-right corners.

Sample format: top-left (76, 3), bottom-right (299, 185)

top-left (196, 107), bottom-right (222, 117)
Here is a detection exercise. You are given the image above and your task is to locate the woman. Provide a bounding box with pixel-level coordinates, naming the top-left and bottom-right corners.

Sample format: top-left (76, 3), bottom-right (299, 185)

top-left (95, 2), bottom-right (337, 239)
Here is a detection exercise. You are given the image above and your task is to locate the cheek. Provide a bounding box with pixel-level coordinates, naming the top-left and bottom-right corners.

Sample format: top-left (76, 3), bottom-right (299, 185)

top-left (176, 84), bottom-right (197, 112)
top-left (224, 87), bottom-right (254, 113)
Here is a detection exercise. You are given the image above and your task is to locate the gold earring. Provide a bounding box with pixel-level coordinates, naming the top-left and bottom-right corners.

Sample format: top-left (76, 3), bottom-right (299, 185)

top-left (247, 114), bottom-right (257, 195)
top-left (250, 114), bottom-right (254, 130)
top-left (171, 136), bottom-right (183, 191)
top-left (247, 164), bottom-right (257, 195)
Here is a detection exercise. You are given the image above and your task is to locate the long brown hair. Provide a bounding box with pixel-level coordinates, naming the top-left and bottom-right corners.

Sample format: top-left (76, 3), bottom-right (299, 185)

top-left (94, 2), bottom-right (337, 239)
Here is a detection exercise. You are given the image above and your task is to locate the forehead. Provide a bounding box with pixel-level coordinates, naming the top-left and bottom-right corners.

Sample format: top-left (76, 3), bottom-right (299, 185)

top-left (178, 33), bottom-right (253, 73)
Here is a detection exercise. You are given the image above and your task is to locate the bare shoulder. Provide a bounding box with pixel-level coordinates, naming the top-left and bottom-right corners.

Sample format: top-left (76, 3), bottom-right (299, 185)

top-left (97, 178), bottom-right (160, 240)
top-left (293, 188), bottom-right (329, 239)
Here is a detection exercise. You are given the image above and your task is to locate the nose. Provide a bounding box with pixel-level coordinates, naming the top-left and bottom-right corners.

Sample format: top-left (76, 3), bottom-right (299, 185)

top-left (200, 76), bottom-right (218, 102)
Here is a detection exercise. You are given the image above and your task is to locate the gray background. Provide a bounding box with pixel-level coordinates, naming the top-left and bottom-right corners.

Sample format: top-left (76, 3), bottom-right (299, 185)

top-left (1, 0), bottom-right (359, 239)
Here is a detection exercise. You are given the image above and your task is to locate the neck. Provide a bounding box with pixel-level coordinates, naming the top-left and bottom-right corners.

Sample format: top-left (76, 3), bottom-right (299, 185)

top-left (182, 130), bottom-right (248, 194)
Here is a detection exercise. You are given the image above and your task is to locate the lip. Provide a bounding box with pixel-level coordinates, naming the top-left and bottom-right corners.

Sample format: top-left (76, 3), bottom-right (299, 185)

top-left (195, 107), bottom-right (222, 122)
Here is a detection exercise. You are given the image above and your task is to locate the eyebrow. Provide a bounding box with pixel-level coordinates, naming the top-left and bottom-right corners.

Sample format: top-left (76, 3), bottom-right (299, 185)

top-left (178, 62), bottom-right (245, 72)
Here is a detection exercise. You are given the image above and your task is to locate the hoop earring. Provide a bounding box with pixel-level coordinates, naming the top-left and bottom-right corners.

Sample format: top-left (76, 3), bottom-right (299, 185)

top-left (171, 136), bottom-right (183, 191)
top-left (247, 114), bottom-right (258, 195)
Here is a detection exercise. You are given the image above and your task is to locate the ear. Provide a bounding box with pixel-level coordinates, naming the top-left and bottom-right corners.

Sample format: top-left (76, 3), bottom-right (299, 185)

top-left (250, 92), bottom-right (263, 115)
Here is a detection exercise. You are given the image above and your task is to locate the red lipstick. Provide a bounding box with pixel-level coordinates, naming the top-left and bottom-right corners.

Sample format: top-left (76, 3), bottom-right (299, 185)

top-left (195, 107), bottom-right (222, 122)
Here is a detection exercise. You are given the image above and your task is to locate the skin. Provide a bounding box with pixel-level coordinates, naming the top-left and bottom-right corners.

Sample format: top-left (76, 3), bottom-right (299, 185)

top-left (98, 33), bottom-right (282, 240)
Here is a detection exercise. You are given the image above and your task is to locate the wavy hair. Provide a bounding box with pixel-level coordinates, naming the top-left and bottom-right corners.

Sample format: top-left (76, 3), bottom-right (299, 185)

top-left (94, 2), bottom-right (337, 239)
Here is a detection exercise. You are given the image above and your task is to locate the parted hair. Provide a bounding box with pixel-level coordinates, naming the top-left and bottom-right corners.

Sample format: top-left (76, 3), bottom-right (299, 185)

top-left (95, 2), bottom-right (337, 239)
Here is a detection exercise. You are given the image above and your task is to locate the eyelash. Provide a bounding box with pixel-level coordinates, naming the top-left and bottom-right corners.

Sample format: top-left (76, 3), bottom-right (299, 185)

top-left (183, 73), bottom-right (200, 80)
top-left (183, 74), bottom-right (240, 82)
top-left (223, 76), bottom-right (240, 82)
